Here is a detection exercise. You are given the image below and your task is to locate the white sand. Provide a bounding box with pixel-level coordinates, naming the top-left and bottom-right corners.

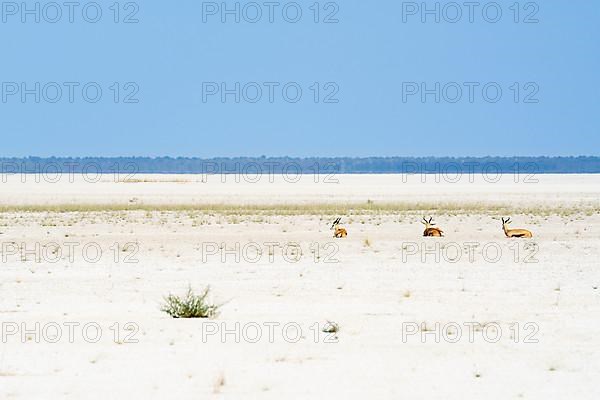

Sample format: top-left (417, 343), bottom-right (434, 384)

top-left (0, 174), bottom-right (599, 399)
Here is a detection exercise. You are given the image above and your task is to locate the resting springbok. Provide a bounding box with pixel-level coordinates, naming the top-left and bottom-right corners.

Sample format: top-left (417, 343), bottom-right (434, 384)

top-left (422, 217), bottom-right (444, 237)
top-left (501, 217), bottom-right (533, 238)
top-left (331, 217), bottom-right (348, 238)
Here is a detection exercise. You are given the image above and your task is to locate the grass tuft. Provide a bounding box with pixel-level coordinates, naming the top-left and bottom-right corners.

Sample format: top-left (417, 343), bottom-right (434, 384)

top-left (161, 286), bottom-right (219, 319)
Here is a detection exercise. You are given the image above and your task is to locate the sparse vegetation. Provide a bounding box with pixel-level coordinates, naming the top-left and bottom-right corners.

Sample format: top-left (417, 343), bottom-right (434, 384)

top-left (322, 321), bottom-right (340, 334)
top-left (161, 286), bottom-right (219, 319)
top-left (1, 201), bottom-right (598, 217)
top-left (213, 372), bottom-right (226, 394)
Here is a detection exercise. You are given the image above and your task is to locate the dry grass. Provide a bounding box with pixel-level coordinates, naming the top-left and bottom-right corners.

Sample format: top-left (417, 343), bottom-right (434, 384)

top-left (0, 201), bottom-right (597, 216)
top-left (161, 286), bottom-right (219, 319)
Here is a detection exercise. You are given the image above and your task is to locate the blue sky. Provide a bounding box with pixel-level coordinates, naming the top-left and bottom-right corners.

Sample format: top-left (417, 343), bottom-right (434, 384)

top-left (0, 1), bottom-right (598, 157)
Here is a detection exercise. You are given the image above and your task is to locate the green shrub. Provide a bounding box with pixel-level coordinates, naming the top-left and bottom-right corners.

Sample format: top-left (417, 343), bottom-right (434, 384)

top-left (161, 286), bottom-right (219, 319)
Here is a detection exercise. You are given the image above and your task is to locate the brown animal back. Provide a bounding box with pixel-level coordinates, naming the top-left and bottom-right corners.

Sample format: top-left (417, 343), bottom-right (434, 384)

top-left (508, 229), bottom-right (532, 238)
top-left (424, 228), bottom-right (443, 237)
top-left (335, 228), bottom-right (348, 238)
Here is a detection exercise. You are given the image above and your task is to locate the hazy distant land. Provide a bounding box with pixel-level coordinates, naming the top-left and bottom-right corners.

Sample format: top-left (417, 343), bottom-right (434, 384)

top-left (2, 156), bottom-right (600, 174)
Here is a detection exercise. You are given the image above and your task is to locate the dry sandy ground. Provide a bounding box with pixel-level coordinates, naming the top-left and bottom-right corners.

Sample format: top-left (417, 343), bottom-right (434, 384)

top-left (0, 174), bottom-right (599, 399)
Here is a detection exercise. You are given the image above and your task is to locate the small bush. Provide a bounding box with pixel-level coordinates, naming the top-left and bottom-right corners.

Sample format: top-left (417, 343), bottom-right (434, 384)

top-left (161, 286), bottom-right (219, 318)
top-left (322, 321), bottom-right (340, 333)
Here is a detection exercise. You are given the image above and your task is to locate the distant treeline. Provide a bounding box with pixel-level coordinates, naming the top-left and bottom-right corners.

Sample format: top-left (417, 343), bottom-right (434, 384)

top-left (1, 156), bottom-right (600, 174)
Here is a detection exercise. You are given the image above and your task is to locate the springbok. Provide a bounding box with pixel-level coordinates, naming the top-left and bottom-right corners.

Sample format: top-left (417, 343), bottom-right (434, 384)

top-left (501, 217), bottom-right (533, 238)
top-left (422, 217), bottom-right (444, 237)
top-left (331, 217), bottom-right (348, 238)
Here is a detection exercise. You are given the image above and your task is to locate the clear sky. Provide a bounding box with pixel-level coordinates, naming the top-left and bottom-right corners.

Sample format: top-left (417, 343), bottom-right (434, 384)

top-left (0, 1), bottom-right (598, 157)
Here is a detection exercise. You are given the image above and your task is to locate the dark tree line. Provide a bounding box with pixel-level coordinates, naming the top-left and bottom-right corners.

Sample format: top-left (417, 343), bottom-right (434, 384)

top-left (1, 156), bottom-right (600, 174)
